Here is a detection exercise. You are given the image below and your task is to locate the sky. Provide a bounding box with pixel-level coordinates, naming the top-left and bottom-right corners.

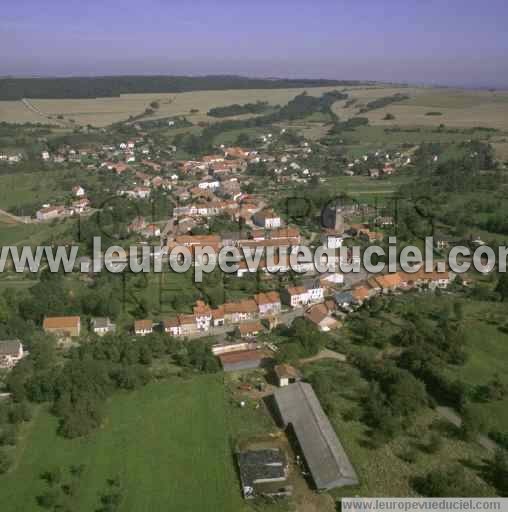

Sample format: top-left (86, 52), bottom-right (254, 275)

top-left (1, 0), bottom-right (508, 87)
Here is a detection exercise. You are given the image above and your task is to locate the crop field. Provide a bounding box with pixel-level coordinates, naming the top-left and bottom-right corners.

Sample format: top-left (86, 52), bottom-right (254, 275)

top-left (332, 87), bottom-right (508, 131)
top-left (0, 86), bottom-right (339, 127)
top-left (0, 375), bottom-right (246, 512)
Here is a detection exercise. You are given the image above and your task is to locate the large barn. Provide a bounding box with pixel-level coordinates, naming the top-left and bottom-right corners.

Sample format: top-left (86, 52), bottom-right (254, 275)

top-left (273, 382), bottom-right (359, 490)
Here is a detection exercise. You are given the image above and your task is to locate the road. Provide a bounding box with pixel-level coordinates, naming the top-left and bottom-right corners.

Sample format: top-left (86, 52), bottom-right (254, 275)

top-left (300, 348), bottom-right (347, 364)
top-left (186, 307), bottom-right (304, 341)
top-left (0, 207), bottom-right (32, 224)
top-left (436, 406), bottom-right (499, 452)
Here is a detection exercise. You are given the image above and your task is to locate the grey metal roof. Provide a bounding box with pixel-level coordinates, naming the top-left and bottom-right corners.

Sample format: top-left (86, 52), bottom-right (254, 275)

top-left (92, 317), bottom-right (115, 329)
top-left (237, 449), bottom-right (287, 488)
top-left (0, 340), bottom-right (22, 357)
top-left (273, 382), bottom-right (359, 490)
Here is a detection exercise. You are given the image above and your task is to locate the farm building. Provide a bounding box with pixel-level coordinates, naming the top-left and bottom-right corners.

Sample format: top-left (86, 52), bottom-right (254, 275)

top-left (43, 316), bottom-right (81, 338)
top-left (218, 349), bottom-right (271, 372)
top-left (237, 449), bottom-right (292, 499)
top-left (272, 382), bottom-right (358, 490)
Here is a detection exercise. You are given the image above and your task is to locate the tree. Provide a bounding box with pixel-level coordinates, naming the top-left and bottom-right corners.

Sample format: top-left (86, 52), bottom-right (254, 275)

top-left (413, 465), bottom-right (486, 497)
top-left (496, 273), bottom-right (508, 301)
top-left (489, 449), bottom-right (508, 495)
top-left (460, 405), bottom-right (486, 441)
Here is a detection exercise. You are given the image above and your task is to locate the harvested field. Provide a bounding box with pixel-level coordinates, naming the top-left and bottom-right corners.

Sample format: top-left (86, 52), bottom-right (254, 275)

top-left (1, 86), bottom-right (339, 127)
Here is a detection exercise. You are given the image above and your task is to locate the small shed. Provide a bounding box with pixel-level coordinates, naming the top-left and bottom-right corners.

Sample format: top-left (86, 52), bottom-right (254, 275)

top-left (274, 364), bottom-right (301, 387)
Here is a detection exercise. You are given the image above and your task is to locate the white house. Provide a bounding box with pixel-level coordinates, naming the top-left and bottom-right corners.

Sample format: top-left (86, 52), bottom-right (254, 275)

top-left (282, 286), bottom-right (310, 307)
top-left (91, 318), bottom-right (116, 336)
top-left (133, 187), bottom-right (151, 200)
top-left (0, 340), bottom-right (24, 369)
top-left (193, 301), bottom-right (212, 331)
top-left (253, 209), bottom-right (281, 229)
top-left (321, 232), bottom-right (344, 249)
top-left (72, 185), bottom-right (86, 197)
top-left (134, 320), bottom-right (153, 336)
top-left (303, 278), bottom-right (325, 303)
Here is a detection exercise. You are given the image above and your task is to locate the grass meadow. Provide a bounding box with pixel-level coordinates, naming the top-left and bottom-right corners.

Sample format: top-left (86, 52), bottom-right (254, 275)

top-left (0, 375), bottom-right (247, 512)
top-left (446, 301), bottom-right (508, 434)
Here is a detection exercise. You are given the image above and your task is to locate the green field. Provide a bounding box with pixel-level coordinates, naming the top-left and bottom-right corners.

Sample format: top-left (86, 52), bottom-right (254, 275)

top-left (447, 301), bottom-right (508, 433)
top-left (0, 218), bottom-right (74, 247)
top-left (0, 375), bottom-right (245, 512)
top-left (0, 170), bottom-right (100, 213)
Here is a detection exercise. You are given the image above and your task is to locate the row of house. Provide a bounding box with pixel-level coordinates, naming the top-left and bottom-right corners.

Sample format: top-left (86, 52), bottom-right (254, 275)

top-left (134, 293), bottom-right (280, 338)
top-left (134, 277), bottom-right (326, 338)
top-left (36, 197), bottom-right (91, 221)
top-left (335, 266), bottom-right (453, 309)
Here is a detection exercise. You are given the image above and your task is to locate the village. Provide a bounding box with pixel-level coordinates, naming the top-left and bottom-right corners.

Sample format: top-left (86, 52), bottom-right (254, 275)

top-left (2, 85), bottom-right (508, 508)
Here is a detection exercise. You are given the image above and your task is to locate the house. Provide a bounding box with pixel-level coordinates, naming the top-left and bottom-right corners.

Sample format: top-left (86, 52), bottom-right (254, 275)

top-left (162, 318), bottom-right (182, 337)
top-left (238, 321), bottom-right (263, 338)
top-left (352, 286), bottom-right (373, 304)
top-left (178, 314), bottom-right (199, 337)
top-left (133, 187), bottom-right (151, 200)
top-left (334, 290), bottom-right (354, 308)
top-left (41, 151), bottom-right (50, 161)
top-left (0, 340), bottom-right (24, 369)
top-left (254, 291), bottom-right (282, 316)
top-left (71, 197), bottom-right (91, 214)
top-left (134, 319), bottom-right (153, 336)
top-left (174, 234), bottom-right (222, 248)
top-left (43, 316), bottom-right (81, 338)
top-left (224, 147), bottom-right (250, 160)
top-left (193, 300), bottom-right (212, 331)
top-left (372, 273), bottom-right (403, 293)
top-left (252, 209), bottom-right (281, 229)
top-left (274, 364), bottom-right (301, 387)
top-left (224, 300), bottom-right (259, 324)
top-left (302, 278), bottom-right (325, 304)
top-left (72, 185), bottom-right (86, 197)
top-left (36, 205), bottom-right (66, 221)
top-left (211, 306), bottom-right (225, 327)
top-left (321, 230), bottom-right (345, 249)
top-left (198, 179), bottom-right (220, 190)
top-left (320, 273), bottom-right (345, 288)
top-left (305, 303), bottom-right (339, 332)
top-left (282, 286), bottom-right (309, 308)
top-left (237, 449), bottom-right (291, 500)
top-left (273, 382), bottom-right (359, 490)
top-left (91, 318), bottom-right (116, 336)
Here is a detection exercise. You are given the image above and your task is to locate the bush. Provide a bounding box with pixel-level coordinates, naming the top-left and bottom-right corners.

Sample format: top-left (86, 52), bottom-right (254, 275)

top-left (398, 447), bottom-right (418, 464)
top-left (0, 449), bottom-right (12, 474)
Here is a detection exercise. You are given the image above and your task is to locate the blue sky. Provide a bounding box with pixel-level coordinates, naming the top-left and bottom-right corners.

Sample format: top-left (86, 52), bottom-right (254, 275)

top-left (2, 0), bottom-right (508, 86)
